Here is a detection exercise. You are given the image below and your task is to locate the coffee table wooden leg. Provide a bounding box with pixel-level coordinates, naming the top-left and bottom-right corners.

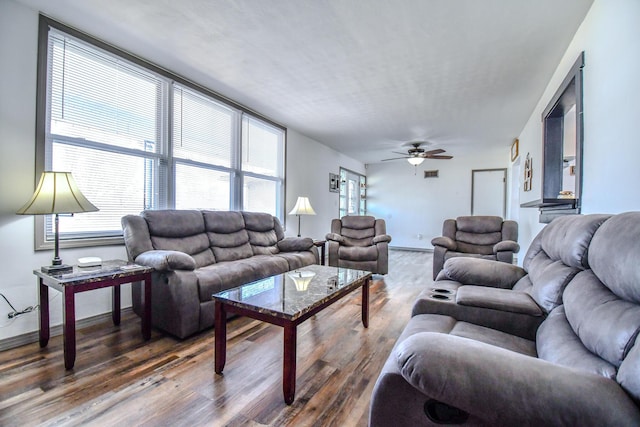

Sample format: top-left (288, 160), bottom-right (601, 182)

top-left (142, 273), bottom-right (152, 340)
top-left (362, 278), bottom-right (370, 328)
top-left (39, 280), bottom-right (49, 348)
top-left (214, 300), bottom-right (227, 374)
top-left (283, 322), bottom-right (297, 405)
top-left (63, 288), bottom-right (76, 370)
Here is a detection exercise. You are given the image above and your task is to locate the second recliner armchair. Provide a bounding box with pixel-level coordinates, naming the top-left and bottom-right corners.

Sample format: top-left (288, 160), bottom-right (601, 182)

top-left (431, 215), bottom-right (519, 279)
top-left (325, 215), bottom-right (391, 275)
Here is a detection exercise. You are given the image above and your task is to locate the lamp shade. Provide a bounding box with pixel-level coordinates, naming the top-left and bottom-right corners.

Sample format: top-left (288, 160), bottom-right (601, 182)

top-left (17, 171), bottom-right (98, 215)
top-left (288, 196), bottom-right (316, 216)
top-left (407, 157), bottom-right (425, 166)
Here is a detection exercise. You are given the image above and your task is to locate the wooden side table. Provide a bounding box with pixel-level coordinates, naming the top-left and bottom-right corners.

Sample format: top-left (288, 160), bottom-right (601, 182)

top-left (34, 260), bottom-right (153, 370)
top-left (313, 240), bottom-right (326, 265)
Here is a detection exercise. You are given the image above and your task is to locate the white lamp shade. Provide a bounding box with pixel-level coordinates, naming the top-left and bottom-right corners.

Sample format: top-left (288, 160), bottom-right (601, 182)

top-left (407, 157), bottom-right (425, 166)
top-left (288, 196), bottom-right (316, 216)
top-left (17, 171), bottom-right (99, 215)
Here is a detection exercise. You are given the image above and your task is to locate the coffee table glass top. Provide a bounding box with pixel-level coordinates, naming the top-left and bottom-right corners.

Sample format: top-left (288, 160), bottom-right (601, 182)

top-left (213, 264), bottom-right (371, 321)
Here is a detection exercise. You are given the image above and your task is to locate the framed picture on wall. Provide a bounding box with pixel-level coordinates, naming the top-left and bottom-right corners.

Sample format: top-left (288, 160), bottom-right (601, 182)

top-left (511, 138), bottom-right (519, 162)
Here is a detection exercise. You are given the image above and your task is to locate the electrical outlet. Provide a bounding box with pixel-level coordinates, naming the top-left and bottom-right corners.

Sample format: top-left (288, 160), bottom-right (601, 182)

top-left (417, 233), bottom-right (423, 240)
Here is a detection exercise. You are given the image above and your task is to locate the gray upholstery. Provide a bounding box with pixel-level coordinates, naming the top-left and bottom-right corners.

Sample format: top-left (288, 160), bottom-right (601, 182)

top-left (369, 212), bottom-right (640, 426)
top-left (431, 215), bottom-right (519, 279)
top-left (416, 214), bottom-right (611, 339)
top-left (325, 215), bottom-right (391, 274)
top-left (122, 210), bottom-right (319, 338)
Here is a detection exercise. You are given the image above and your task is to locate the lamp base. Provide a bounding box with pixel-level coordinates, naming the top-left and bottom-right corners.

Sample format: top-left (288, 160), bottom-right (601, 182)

top-left (41, 264), bottom-right (73, 275)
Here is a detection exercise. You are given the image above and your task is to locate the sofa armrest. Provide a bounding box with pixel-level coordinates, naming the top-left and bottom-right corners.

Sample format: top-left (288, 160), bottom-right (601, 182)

top-left (373, 234), bottom-right (392, 244)
top-left (134, 250), bottom-right (196, 271)
top-left (494, 240), bottom-right (520, 253)
top-left (431, 236), bottom-right (456, 250)
top-left (396, 332), bottom-right (640, 426)
top-left (325, 232), bottom-right (345, 243)
top-left (439, 257), bottom-right (526, 288)
top-left (277, 237), bottom-right (314, 252)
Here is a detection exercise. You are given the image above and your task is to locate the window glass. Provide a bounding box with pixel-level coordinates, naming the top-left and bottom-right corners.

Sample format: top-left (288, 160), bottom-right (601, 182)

top-left (38, 20), bottom-right (285, 248)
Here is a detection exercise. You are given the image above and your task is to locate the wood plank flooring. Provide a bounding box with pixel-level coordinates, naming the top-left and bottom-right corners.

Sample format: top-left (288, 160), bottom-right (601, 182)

top-left (0, 250), bottom-right (432, 427)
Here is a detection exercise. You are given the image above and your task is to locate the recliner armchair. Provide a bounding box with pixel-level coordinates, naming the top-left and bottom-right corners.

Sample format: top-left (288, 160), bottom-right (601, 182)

top-left (325, 215), bottom-right (391, 275)
top-left (431, 215), bottom-right (519, 279)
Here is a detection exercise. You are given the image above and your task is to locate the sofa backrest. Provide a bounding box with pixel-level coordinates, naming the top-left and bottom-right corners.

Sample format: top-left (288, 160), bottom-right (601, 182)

top-left (332, 215), bottom-right (380, 247)
top-left (141, 209), bottom-right (215, 267)
top-left (445, 216), bottom-right (516, 256)
top-left (536, 212), bottom-right (640, 402)
top-left (242, 211), bottom-right (285, 255)
top-left (513, 214), bottom-right (611, 313)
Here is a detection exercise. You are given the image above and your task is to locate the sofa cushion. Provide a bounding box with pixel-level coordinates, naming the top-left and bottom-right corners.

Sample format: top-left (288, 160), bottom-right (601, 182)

top-left (456, 286), bottom-right (543, 316)
top-left (537, 306), bottom-right (617, 378)
top-left (277, 237), bottom-right (313, 252)
top-left (142, 209), bottom-right (205, 237)
top-left (338, 245), bottom-right (378, 262)
top-left (563, 270), bottom-right (640, 368)
top-left (455, 216), bottom-right (503, 234)
top-left (589, 212), bottom-right (640, 303)
top-left (540, 213), bottom-right (611, 269)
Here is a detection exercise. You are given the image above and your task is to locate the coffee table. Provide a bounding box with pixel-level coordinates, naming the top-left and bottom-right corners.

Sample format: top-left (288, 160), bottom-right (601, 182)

top-left (213, 264), bottom-right (372, 404)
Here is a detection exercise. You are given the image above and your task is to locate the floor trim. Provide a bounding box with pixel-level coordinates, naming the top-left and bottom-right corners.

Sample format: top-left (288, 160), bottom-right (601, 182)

top-left (0, 307), bottom-right (135, 352)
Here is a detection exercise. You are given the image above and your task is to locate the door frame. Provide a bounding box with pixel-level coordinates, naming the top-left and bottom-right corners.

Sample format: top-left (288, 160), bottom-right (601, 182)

top-left (471, 168), bottom-right (507, 217)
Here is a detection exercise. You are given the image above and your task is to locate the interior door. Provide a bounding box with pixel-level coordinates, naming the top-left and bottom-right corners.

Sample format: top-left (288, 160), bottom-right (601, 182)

top-left (471, 169), bottom-right (506, 217)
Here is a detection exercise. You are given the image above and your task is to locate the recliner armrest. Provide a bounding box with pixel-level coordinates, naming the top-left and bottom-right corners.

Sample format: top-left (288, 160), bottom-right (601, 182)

top-left (373, 234), bottom-right (392, 244)
top-left (494, 240), bottom-right (520, 253)
top-left (134, 250), bottom-right (196, 271)
top-left (325, 232), bottom-right (345, 243)
top-left (431, 236), bottom-right (456, 250)
top-left (438, 257), bottom-right (526, 288)
top-left (396, 332), bottom-right (640, 426)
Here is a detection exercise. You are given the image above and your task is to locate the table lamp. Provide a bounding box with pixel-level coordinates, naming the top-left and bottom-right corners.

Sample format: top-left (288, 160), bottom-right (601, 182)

top-left (288, 196), bottom-right (316, 237)
top-left (17, 171), bottom-right (99, 274)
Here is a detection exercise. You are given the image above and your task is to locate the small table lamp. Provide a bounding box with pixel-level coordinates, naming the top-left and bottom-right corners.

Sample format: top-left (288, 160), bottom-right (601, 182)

top-left (288, 196), bottom-right (316, 237)
top-left (17, 171), bottom-right (99, 274)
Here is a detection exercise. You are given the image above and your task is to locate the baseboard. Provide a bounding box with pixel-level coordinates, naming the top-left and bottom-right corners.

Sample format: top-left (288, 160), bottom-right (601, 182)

top-left (390, 246), bottom-right (433, 252)
top-left (0, 307), bottom-right (135, 352)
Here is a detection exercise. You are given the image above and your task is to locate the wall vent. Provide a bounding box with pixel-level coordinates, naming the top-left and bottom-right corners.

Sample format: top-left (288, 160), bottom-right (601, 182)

top-left (424, 170), bottom-right (439, 178)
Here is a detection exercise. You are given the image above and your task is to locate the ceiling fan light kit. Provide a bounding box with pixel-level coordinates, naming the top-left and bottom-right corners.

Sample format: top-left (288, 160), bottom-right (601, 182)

top-left (381, 142), bottom-right (453, 167)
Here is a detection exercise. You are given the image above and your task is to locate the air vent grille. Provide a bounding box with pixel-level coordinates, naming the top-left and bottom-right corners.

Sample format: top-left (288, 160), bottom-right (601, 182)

top-left (424, 170), bottom-right (439, 178)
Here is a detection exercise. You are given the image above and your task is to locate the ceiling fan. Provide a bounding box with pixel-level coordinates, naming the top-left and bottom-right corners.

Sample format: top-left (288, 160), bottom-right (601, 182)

top-left (382, 142), bottom-right (453, 165)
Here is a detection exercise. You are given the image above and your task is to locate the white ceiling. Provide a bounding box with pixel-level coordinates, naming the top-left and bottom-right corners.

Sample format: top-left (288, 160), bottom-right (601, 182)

top-left (17, 0), bottom-right (594, 164)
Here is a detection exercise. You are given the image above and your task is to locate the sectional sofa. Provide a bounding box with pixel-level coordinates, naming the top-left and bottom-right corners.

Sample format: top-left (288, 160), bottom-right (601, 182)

top-left (122, 210), bottom-right (319, 338)
top-left (370, 212), bottom-right (640, 426)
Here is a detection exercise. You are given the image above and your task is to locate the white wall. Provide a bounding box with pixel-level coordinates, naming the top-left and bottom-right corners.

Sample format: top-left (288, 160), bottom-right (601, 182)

top-left (367, 147), bottom-right (509, 249)
top-left (285, 130), bottom-right (365, 240)
top-left (0, 0), bottom-right (363, 343)
top-left (516, 0), bottom-right (640, 254)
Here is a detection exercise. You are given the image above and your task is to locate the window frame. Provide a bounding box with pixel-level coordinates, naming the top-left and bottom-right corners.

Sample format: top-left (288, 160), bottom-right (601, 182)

top-left (35, 15), bottom-right (286, 250)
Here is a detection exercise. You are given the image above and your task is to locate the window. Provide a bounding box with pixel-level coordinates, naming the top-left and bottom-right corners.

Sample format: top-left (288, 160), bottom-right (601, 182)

top-left (36, 17), bottom-right (285, 249)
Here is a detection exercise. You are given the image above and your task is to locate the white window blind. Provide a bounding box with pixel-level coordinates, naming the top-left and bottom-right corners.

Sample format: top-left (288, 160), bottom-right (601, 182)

top-left (47, 29), bottom-right (164, 241)
top-left (38, 19), bottom-right (286, 248)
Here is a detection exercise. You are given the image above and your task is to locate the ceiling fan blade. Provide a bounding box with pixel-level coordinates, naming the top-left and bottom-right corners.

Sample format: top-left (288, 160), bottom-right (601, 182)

top-left (381, 156), bottom-right (409, 161)
top-left (423, 148), bottom-right (445, 156)
top-left (426, 155), bottom-right (453, 159)
top-left (391, 151), bottom-right (408, 156)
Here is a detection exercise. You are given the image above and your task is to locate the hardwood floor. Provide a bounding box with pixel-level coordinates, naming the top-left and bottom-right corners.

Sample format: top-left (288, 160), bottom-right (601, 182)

top-left (0, 250), bottom-right (432, 427)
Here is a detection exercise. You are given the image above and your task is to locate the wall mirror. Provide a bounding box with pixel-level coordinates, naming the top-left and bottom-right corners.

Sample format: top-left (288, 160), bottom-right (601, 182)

top-left (541, 51), bottom-right (584, 211)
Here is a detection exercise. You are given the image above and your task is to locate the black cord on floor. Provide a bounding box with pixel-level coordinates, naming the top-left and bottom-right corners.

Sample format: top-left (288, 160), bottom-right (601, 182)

top-left (0, 292), bottom-right (38, 319)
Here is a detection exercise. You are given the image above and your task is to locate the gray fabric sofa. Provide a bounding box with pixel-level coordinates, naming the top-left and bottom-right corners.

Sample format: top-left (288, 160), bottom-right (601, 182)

top-left (415, 213), bottom-right (611, 339)
top-left (325, 215), bottom-right (391, 275)
top-left (431, 216), bottom-right (519, 279)
top-left (122, 209), bottom-right (319, 338)
top-left (370, 212), bottom-right (640, 426)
